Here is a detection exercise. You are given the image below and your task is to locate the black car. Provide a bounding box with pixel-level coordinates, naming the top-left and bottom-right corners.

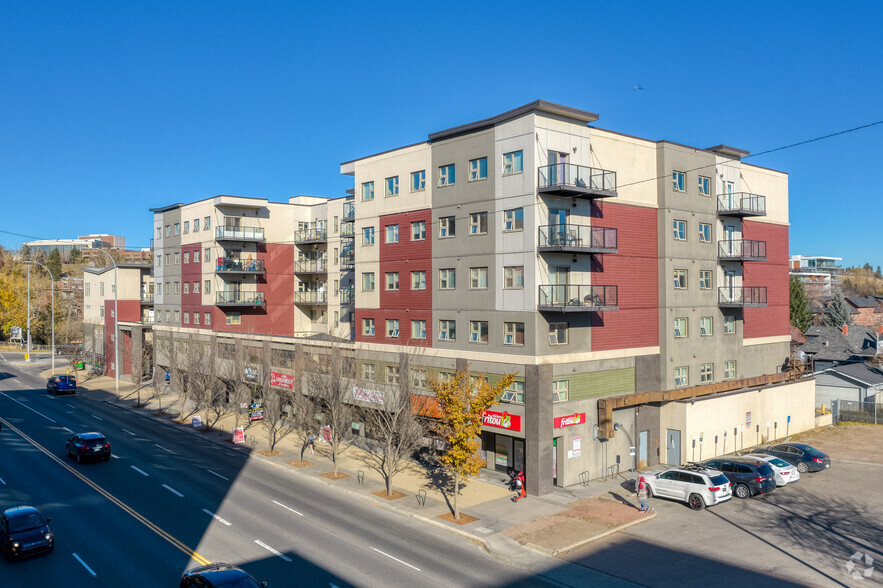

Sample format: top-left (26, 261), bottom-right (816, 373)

top-left (760, 442), bottom-right (831, 473)
top-left (700, 457), bottom-right (777, 499)
top-left (66, 432), bottom-right (111, 463)
top-left (0, 506), bottom-right (54, 560)
top-left (47, 374), bottom-right (77, 395)
top-left (180, 562), bottom-right (266, 587)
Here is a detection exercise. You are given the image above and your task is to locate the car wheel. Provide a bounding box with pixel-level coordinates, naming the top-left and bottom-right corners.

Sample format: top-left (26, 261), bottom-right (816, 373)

top-left (688, 493), bottom-right (705, 511)
top-left (735, 483), bottom-right (751, 499)
top-left (797, 462), bottom-right (809, 473)
top-left (103, 453), bottom-right (110, 461)
top-left (76, 451), bottom-right (83, 464)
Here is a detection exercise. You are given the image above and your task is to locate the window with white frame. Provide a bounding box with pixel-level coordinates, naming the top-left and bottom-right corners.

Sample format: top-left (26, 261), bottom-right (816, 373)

top-left (362, 363), bottom-right (376, 381)
top-left (411, 368), bottom-right (427, 389)
top-left (503, 150), bottom-right (523, 175)
top-left (385, 224), bottom-right (399, 244)
top-left (673, 219), bottom-right (687, 240)
top-left (470, 267), bottom-right (488, 289)
top-left (386, 319), bottom-right (400, 338)
top-left (699, 223), bottom-right (711, 243)
top-left (362, 226), bottom-right (375, 246)
top-left (183, 221), bottom-right (189, 234)
top-left (501, 381), bottom-right (524, 403)
top-left (174, 223), bottom-right (180, 235)
top-left (204, 247), bottom-right (211, 260)
top-left (698, 176), bottom-right (711, 196)
top-left (183, 312), bottom-right (190, 324)
top-left (194, 313), bottom-right (200, 325)
top-left (205, 312), bottom-right (211, 325)
top-left (552, 380), bottom-right (569, 402)
top-left (503, 208), bottom-right (524, 232)
top-left (700, 316), bottom-right (713, 336)
top-left (183, 282), bottom-right (189, 294)
top-left (411, 170), bottom-right (425, 192)
top-left (503, 266), bottom-right (524, 289)
top-left (224, 311), bottom-right (239, 325)
top-left (700, 363), bottom-right (713, 383)
top-left (362, 272), bottom-right (375, 291)
top-left (438, 268), bottom-right (456, 289)
top-left (194, 218), bottom-right (200, 232)
top-left (184, 252), bottom-right (189, 264)
top-left (174, 252), bottom-right (180, 264)
top-left (385, 176), bottom-right (399, 197)
top-left (165, 225), bottom-right (171, 236)
top-left (205, 216), bottom-right (212, 229)
top-left (411, 221), bottom-right (426, 240)
top-left (439, 163), bottom-right (455, 186)
top-left (194, 250), bottom-right (200, 263)
top-left (469, 212), bottom-right (488, 235)
top-left (724, 360), bottom-right (736, 379)
top-left (164, 253), bottom-right (170, 265)
top-left (157, 227), bottom-right (162, 239)
top-left (469, 320), bottom-right (488, 343)
top-left (439, 216), bottom-right (455, 237)
top-left (674, 317), bottom-right (687, 338)
top-left (362, 181), bottom-right (374, 201)
top-left (204, 280), bottom-right (211, 294)
top-left (504, 322), bottom-right (525, 346)
top-left (438, 319), bottom-right (456, 341)
top-left (363, 318), bottom-right (375, 336)
top-left (672, 171), bottom-right (686, 192)
top-left (386, 365), bottom-right (400, 384)
top-left (174, 281), bottom-right (180, 293)
top-left (469, 157), bottom-right (487, 181)
top-left (385, 272), bottom-right (399, 291)
top-left (674, 366), bottom-right (688, 387)
top-left (724, 315), bottom-right (736, 334)
top-left (674, 269), bottom-right (687, 289)
top-left (411, 270), bottom-right (426, 290)
top-left (411, 319), bottom-right (426, 339)
top-left (549, 322), bottom-right (568, 345)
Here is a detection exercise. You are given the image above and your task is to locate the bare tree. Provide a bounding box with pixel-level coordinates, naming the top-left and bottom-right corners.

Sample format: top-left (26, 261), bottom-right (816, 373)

top-left (308, 344), bottom-right (356, 476)
top-left (174, 333), bottom-right (219, 424)
top-left (257, 341), bottom-right (301, 453)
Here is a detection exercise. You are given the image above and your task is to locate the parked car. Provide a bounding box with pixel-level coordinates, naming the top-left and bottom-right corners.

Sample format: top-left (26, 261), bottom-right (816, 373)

top-left (0, 506), bottom-right (54, 560)
top-left (46, 374), bottom-right (76, 395)
top-left (759, 442), bottom-right (831, 473)
top-left (643, 464), bottom-right (732, 510)
top-left (700, 456), bottom-right (777, 499)
top-left (66, 432), bottom-right (111, 463)
top-left (745, 453), bottom-right (800, 486)
top-left (180, 562), bottom-right (266, 587)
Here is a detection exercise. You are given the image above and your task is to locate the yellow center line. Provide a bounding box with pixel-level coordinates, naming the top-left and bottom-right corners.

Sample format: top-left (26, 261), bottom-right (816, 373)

top-left (1, 417), bottom-right (211, 566)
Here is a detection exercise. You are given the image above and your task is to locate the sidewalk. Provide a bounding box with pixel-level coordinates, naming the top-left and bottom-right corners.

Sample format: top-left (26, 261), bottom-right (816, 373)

top-left (70, 371), bottom-right (651, 587)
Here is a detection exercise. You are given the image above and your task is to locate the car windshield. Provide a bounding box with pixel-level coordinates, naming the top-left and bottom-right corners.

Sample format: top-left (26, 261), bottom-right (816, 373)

top-left (84, 439), bottom-right (106, 447)
top-left (710, 474), bottom-right (729, 486)
top-left (768, 457), bottom-right (790, 468)
top-left (8, 513), bottom-right (45, 533)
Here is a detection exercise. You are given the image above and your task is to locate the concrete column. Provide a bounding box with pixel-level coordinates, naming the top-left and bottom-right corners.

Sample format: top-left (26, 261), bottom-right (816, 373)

top-left (525, 363), bottom-right (553, 496)
top-left (131, 326), bottom-right (143, 383)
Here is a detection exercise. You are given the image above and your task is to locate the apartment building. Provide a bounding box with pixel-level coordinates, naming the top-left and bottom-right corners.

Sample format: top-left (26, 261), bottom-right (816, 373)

top-left (150, 101), bottom-right (810, 495)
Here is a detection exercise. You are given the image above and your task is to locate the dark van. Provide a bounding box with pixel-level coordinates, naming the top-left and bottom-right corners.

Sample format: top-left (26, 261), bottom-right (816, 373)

top-left (47, 375), bottom-right (77, 395)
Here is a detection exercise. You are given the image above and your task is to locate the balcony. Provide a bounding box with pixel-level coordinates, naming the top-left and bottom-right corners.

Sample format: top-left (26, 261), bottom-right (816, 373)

top-left (216, 290), bottom-right (266, 307)
top-left (216, 257), bottom-right (266, 275)
top-left (343, 201), bottom-right (355, 221)
top-left (340, 248), bottom-right (355, 270)
top-left (717, 240), bottom-right (767, 262)
top-left (717, 193), bottom-right (766, 217)
top-left (294, 258), bottom-right (328, 274)
top-left (293, 290), bottom-right (328, 305)
top-left (215, 225), bottom-right (265, 242)
top-left (294, 228), bottom-right (327, 244)
top-left (718, 286), bottom-right (767, 308)
top-left (340, 223), bottom-right (355, 237)
top-left (538, 284), bottom-right (618, 312)
top-left (340, 286), bottom-right (355, 305)
top-left (538, 225), bottom-right (617, 254)
top-left (538, 164), bottom-right (617, 199)
top-left (140, 293), bottom-right (154, 305)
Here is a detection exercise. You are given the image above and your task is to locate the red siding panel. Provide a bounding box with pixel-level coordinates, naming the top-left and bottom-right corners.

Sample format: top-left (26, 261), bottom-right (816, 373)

top-left (742, 221), bottom-right (789, 339)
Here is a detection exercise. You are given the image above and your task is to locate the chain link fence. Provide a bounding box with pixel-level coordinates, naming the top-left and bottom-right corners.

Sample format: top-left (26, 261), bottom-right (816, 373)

top-left (833, 399), bottom-right (882, 425)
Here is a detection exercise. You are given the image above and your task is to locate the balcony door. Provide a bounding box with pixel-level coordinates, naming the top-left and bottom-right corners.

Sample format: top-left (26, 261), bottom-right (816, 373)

top-left (723, 225), bottom-right (736, 257)
top-left (550, 265), bottom-right (570, 304)
top-left (725, 181), bottom-right (735, 209)
top-left (549, 208), bottom-right (569, 244)
top-left (548, 152), bottom-right (568, 186)
top-left (724, 270), bottom-right (736, 303)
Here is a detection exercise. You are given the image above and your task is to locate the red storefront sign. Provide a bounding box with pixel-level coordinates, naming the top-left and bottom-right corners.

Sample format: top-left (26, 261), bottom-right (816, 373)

top-left (482, 410), bottom-right (521, 432)
top-left (554, 412), bottom-right (586, 428)
top-left (269, 371), bottom-right (295, 389)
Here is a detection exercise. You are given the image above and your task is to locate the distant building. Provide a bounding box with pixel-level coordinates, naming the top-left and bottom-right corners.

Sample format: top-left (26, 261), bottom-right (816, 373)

top-left (790, 255), bottom-right (844, 296)
top-left (24, 237), bottom-right (110, 257)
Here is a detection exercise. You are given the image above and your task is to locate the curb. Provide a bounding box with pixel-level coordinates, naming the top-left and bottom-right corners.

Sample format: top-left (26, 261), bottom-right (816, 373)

top-left (546, 510), bottom-right (657, 556)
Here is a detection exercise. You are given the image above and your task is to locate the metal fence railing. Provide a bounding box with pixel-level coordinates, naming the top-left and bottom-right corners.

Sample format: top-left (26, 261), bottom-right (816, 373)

top-left (833, 399), bottom-right (882, 425)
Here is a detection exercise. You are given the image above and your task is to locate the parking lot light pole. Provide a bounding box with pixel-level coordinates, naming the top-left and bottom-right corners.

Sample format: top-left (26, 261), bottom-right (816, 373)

top-left (92, 249), bottom-right (119, 397)
top-left (23, 260), bottom-right (56, 374)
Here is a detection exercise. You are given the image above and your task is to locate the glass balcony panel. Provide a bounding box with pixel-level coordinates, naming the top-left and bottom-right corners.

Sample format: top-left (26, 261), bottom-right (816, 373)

top-left (538, 164), bottom-right (617, 198)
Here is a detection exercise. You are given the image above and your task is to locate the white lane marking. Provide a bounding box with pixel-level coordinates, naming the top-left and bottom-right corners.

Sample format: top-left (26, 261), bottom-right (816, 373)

top-left (72, 553), bottom-right (97, 577)
top-left (0, 391), bottom-right (56, 422)
top-left (371, 547), bottom-right (421, 571)
top-left (202, 509), bottom-right (232, 526)
top-left (207, 469), bottom-right (229, 481)
top-left (272, 500), bottom-right (304, 517)
top-left (63, 427), bottom-right (74, 434)
top-left (121, 428), bottom-right (136, 436)
top-left (130, 466), bottom-right (149, 476)
top-left (91, 414), bottom-right (103, 421)
top-left (67, 403), bottom-right (76, 409)
top-left (111, 454), bottom-right (120, 459)
top-left (254, 540), bottom-right (292, 562)
top-left (162, 484), bottom-right (184, 497)
top-left (0, 476), bottom-right (6, 485)
top-left (155, 444), bottom-right (175, 454)
top-left (0, 353), bottom-right (6, 361)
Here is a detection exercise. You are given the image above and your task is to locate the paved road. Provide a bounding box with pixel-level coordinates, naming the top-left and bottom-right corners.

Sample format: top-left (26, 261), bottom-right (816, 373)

top-left (0, 355), bottom-right (552, 587)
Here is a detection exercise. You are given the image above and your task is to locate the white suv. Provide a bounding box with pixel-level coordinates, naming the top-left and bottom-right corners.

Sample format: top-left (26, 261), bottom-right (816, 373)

top-left (644, 464), bottom-right (732, 510)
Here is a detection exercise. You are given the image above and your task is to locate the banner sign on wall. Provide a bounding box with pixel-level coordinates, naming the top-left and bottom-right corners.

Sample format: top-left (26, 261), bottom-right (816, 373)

top-left (353, 386), bottom-right (385, 405)
top-left (482, 410), bottom-right (521, 432)
top-left (554, 412), bottom-right (586, 428)
top-left (270, 371), bottom-right (295, 389)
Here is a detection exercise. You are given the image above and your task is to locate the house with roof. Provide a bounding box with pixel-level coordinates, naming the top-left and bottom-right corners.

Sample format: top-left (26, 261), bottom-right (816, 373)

top-left (845, 296), bottom-right (883, 327)
top-left (797, 325), bottom-right (881, 371)
top-left (814, 363), bottom-right (883, 412)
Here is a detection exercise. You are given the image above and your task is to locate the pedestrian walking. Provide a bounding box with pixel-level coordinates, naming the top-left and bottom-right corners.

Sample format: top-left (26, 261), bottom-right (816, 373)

top-left (512, 471), bottom-right (526, 502)
top-left (636, 476), bottom-right (652, 513)
top-left (307, 431), bottom-right (315, 455)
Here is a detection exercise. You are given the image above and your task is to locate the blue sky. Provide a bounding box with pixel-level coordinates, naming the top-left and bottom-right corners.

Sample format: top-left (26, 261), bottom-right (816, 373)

top-left (2, 2), bottom-right (881, 269)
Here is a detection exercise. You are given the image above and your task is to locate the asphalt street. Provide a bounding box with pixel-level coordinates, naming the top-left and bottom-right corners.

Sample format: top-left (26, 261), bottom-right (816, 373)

top-left (0, 353), bottom-right (553, 587)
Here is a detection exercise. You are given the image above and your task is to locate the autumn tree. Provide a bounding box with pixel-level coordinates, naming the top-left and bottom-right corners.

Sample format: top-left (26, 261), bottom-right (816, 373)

top-left (432, 367), bottom-right (515, 520)
top-left (789, 276), bottom-right (812, 333)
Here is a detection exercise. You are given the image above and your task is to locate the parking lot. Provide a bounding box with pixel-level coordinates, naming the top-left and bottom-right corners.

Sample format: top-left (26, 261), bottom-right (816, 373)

top-left (562, 424), bottom-right (883, 587)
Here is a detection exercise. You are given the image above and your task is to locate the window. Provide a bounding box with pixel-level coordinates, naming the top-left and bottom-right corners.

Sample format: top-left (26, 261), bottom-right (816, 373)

top-left (362, 226), bottom-right (375, 246)
top-left (438, 163), bottom-right (455, 186)
top-left (362, 272), bottom-right (375, 292)
top-left (100, 282), bottom-right (105, 296)
top-left (157, 227), bottom-right (162, 239)
top-left (362, 363), bottom-right (376, 381)
top-left (155, 255), bottom-right (161, 268)
top-left (674, 318), bottom-right (687, 338)
top-left (334, 311), bottom-right (339, 327)
top-left (363, 318), bottom-right (375, 336)
top-left (699, 270), bottom-right (712, 290)
top-left (503, 150), bottom-right (523, 175)
top-left (724, 315), bottom-right (736, 334)
top-left (174, 281), bottom-right (180, 294)
top-left (504, 266), bottom-right (524, 289)
top-left (333, 216), bottom-right (339, 234)
top-left (225, 312), bottom-right (240, 325)
top-left (411, 368), bottom-right (428, 389)
top-left (362, 181), bottom-right (375, 201)
top-left (183, 252), bottom-right (189, 264)
top-left (174, 223), bottom-right (180, 235)
top-left (503, 208), bottom-right (524, 232)
top-left (470, 267), bottom-right (488, 289)
top-left (386, 319), bottom-right (400, 338)
top-left (469, 212), bottom-right (488, 235)
top-left (724, 360), bottom-right (736, 379)
top-left (85, 283), bottom-right (90, 296)
top-left (504, 322), bottom-right (525, 346)
top-left (99, 306), bottom-right (104, 318)
top-left (194, 218), bottom-right (200, 232)
top-left (183, 312), bottom-right (190, 324)
top-left (411, 320), bottom-right (427, 339)
top-left (411, 221), bottom-right (426, 240)
top-left (193, 281), bottom-right (199, 294)
top-left (469, 320), bottom-right (489, 343)
top-left (700, 363), bottom-right (713, 383)
top-left (439, 319), bottom-right (456, 341)
top-left (699, 223), bottom-right (711, 243)
top-left (193, 250), bottom-right (200, 263)
top-left (674, 269), bottom-right (687, 289)
top-left (469, 157), bottom-right (487, 181)
top-left (183, 221), bottom-right (189, 234)
top-left (501, 381), bottom-right (524, 403)
top-left (385, 176), bottom-right (399, 197)
top-left (411, 170), bottom-right (426, 192)
top-left (165, 310), bottom-right (170, 322)
top-left (439, 268), bottom-right (456, 290)
top-left (674, 366), bottom-right (689, 387)
top-left (698, 176), bottom-right (711, 197)
top-left (204, 280), bottom-right (211, 294)
top-left (193, 313), bottom-right (200, 325)
top-left (385, 272), bottom-right (399, 291)
top-left (165, 225), bottom-right (171, 237)
top-left (386, 365), bottom-right (400, 384)
top-left (165, 253), bottom-right (170, 265)
top-left (552, 380), bottom-right (569, 402)
top-left (204, 216), bottom-right (211, 230)
top-left (439, 216), bottom-right (455, 237)
top-left (700, 316), bottom-right (713, 336)
top-left (549, 322), bottom-right (568, 345)
top-left (672, 171), bottom-right (686, 192)
top-left (673, 220), bottom-right (687, 240)
top-left (183, 282), bottom-right (189, 294)
top-left (164, 282), bottom-right (169, 294)
top-left (411, 271), bottom-right (426, 290)
top-left (174, 252), bottom-right (180, 264)
top-left (385, 224), bottom-right (399, 244)
top-left (204, 248), bottom-right (211, 260)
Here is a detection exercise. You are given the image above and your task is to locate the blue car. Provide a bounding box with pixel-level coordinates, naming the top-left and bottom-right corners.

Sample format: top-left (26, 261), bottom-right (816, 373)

top-left (760, 442), bottom-right (831, 473)
top-left (47, 374), bottom-right (76, 395)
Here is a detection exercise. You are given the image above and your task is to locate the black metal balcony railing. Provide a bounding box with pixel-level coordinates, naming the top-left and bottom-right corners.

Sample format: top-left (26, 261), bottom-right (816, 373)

top-left (293, 290), bottom-right (328, 305)
top-left (717, 193), bottom-right (766, 217)
top-left (140, 293), bottom-right (155, 304)
top-left (538, 285), bottom-right (618, 312)
top-left (717, 240), bottom-right (767, 261)
top-left (718, 286), bottom-right (767, 307)
top-left (340, 286), bottom-right (355, 305)
top-left (538, 163), bottom-right (617, 198)
top-left (216, 257), bottom-right (265, 274)
top-left (340, 248), bottom-right (355, 269)
top-left (294, 258), bottom-right (327, 274)
top-left (216, 225), bottom-right (265, 242)
top-left (340, 223), bottom-right (355, 237)
top-left (538, 225), bottom-right (617, 254)
top-left (216, 290), bottom-right (266, 306)
top-left (294, 228), bottom-right (328, 244)
top-left (342, 201), bottom-right (355, 221)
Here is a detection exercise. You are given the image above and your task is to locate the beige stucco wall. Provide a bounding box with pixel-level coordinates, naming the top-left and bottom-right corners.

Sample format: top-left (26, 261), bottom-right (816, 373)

top-left (740, 163), bottom-right (789, 225)
top-left (588, 128), bottom-right (659, 209)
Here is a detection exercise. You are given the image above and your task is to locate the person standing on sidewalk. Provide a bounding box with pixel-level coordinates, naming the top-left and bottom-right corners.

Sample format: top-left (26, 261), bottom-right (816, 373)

top-left (636, 476), bottom-right (652, 513)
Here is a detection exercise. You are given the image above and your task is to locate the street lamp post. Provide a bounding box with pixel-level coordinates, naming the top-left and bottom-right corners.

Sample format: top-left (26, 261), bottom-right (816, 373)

top-left (92, 250), bottom-right (119, 397)
top-left (23, 260), bottom-right (56, 374)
